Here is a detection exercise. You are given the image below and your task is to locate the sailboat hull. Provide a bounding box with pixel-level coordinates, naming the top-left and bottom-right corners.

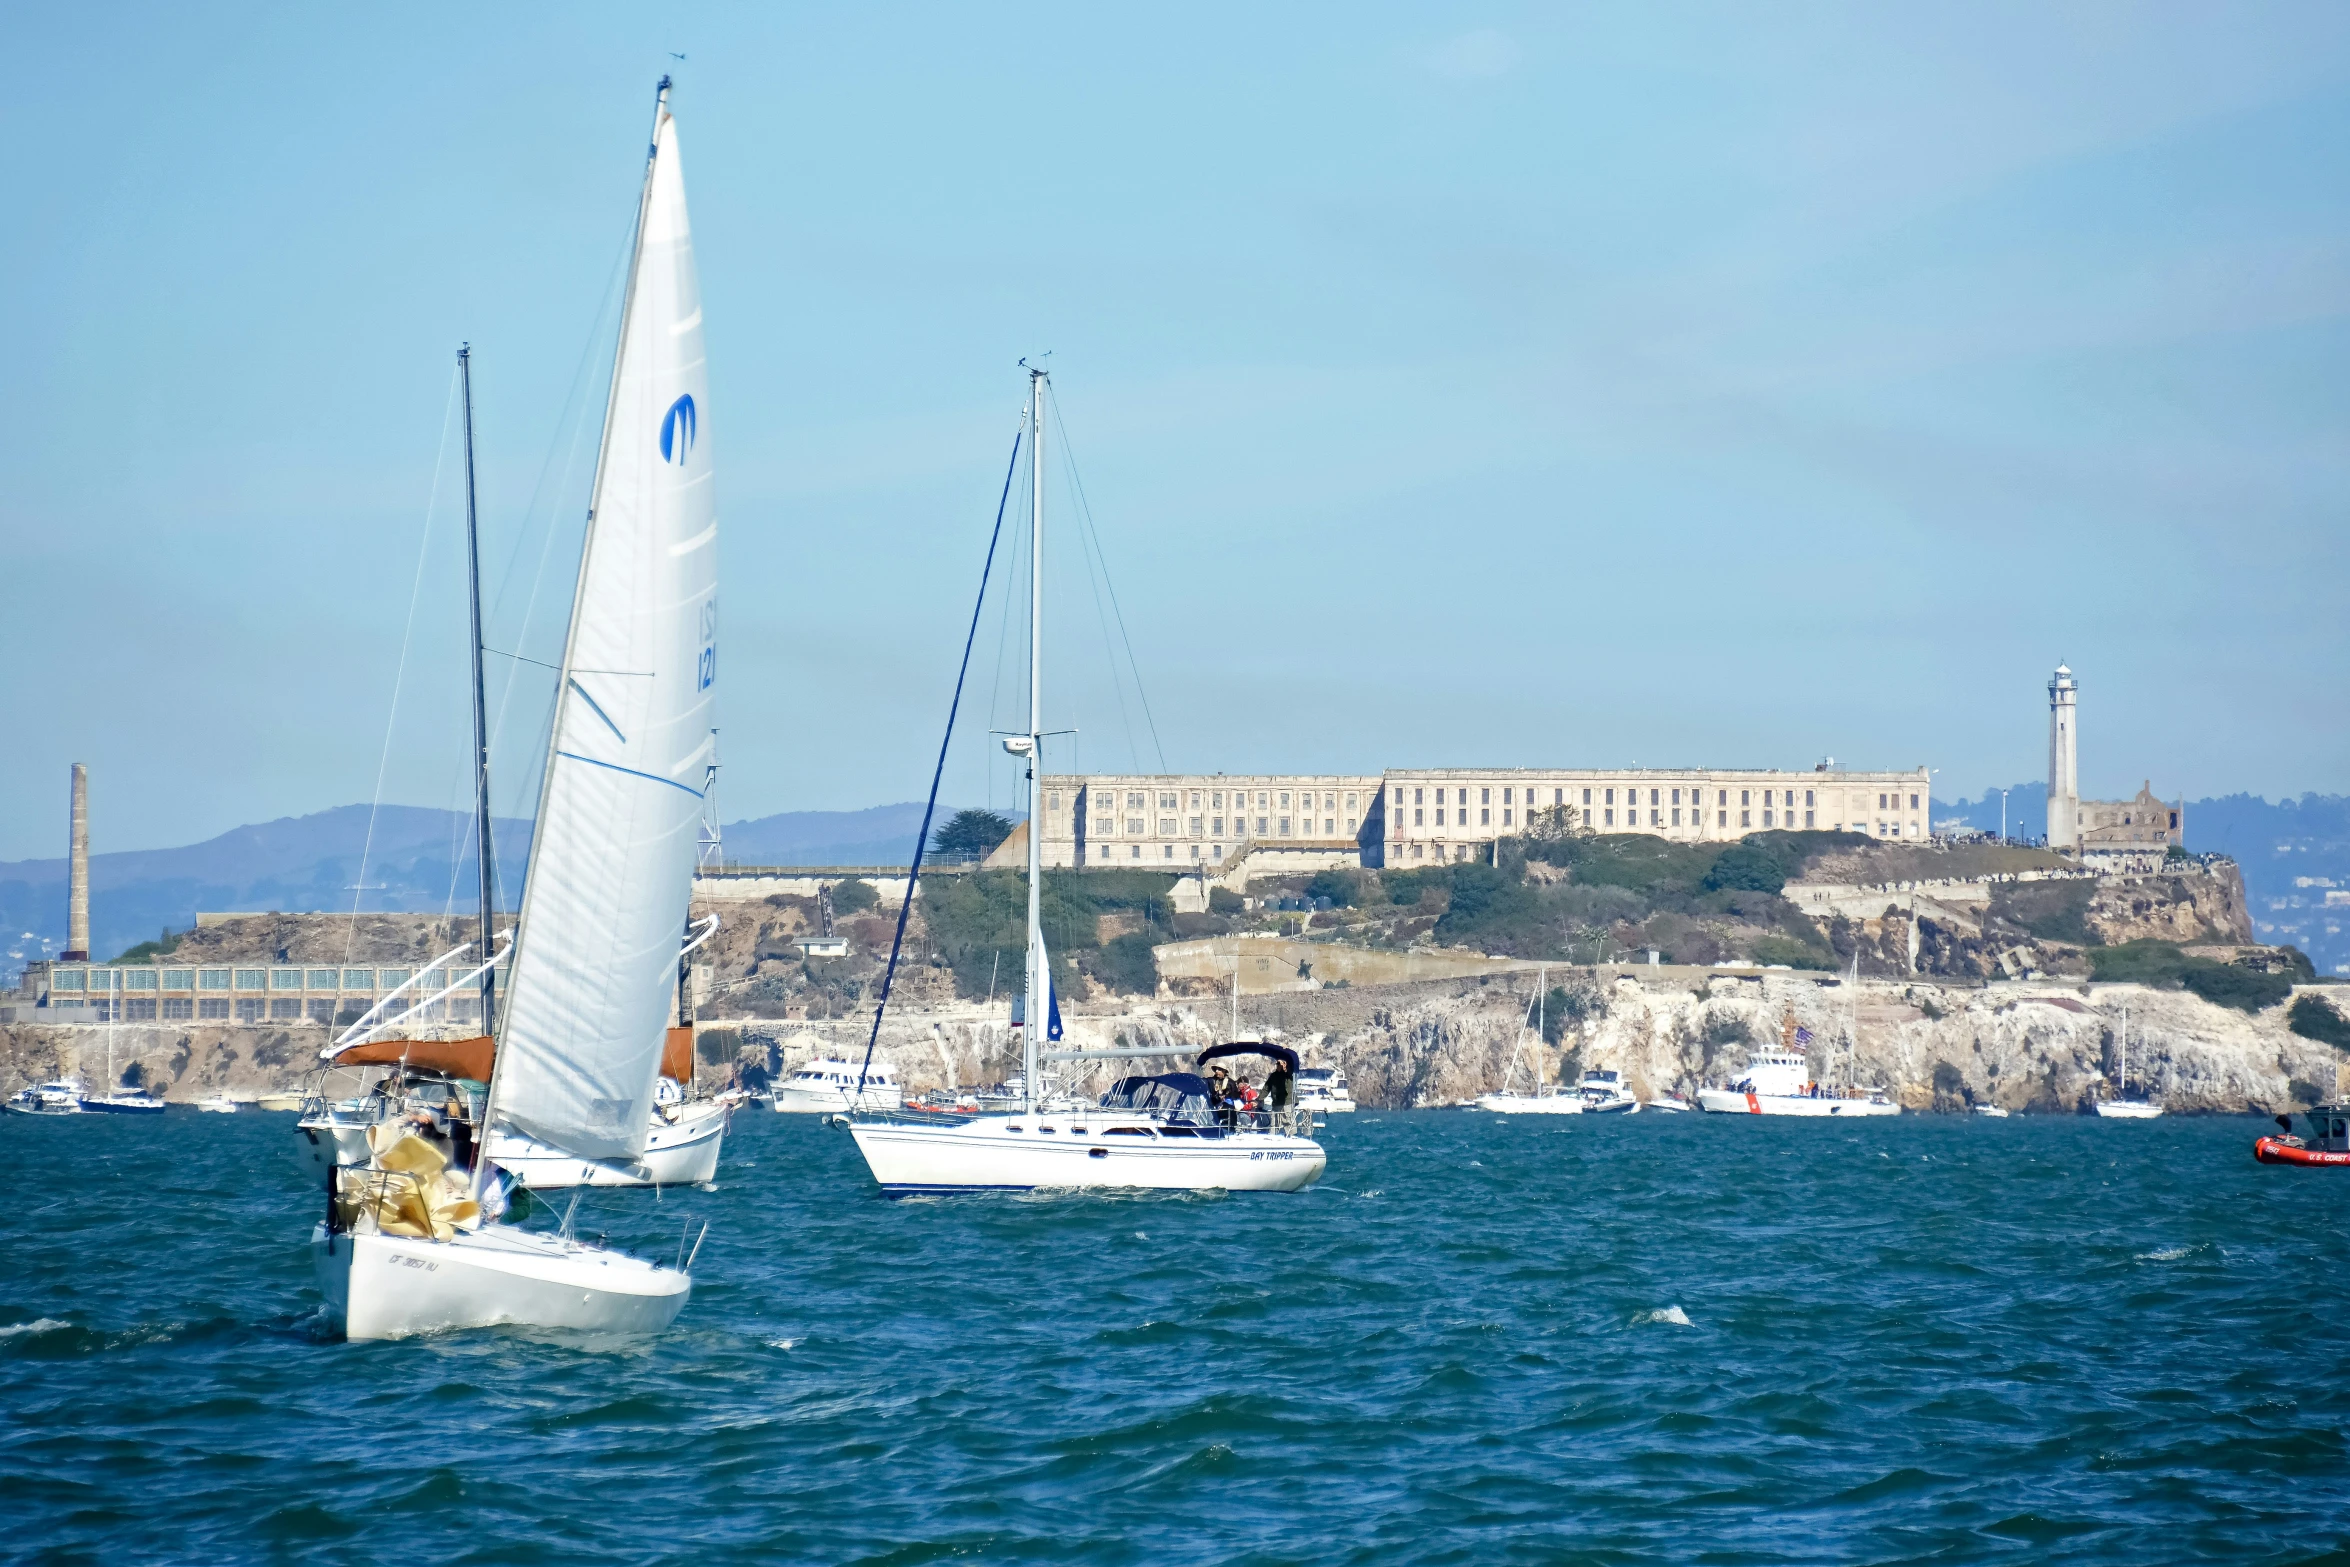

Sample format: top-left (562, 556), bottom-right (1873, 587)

top-left (311, 1222), bottom-right (689, 1341)
top-left (849, 1114), bottom-right (1325, 1195)
top-left (2094, 1100), bottom-right (2164, 1119)
top-left (1474, 1094), bottom-right (1583, 1114)
top-left (489, 1099), bottom-right (729, 1188)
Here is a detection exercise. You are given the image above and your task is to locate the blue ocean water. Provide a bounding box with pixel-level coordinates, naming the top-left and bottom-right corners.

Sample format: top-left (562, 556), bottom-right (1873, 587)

top-left (2, 1108), bottom-right (2346, 1565)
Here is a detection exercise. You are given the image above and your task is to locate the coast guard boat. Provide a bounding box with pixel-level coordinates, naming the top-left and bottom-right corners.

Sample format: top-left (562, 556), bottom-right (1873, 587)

top-left (1697, 1014), bottom-right (1898, 1117)
top-left (2256, 1106), bottom-right (2350, 1167)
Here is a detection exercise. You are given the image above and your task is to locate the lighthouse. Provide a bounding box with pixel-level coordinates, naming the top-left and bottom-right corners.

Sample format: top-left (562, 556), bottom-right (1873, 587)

top-left (2047, 664), bottom-right (2079, 850)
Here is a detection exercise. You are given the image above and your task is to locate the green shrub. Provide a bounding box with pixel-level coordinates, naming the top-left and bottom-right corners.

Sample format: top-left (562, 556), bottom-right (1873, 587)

top-left (2289, 994), bottom-right (2350, 1051)
top-left (1434, 863), bottom-right (1536, 943)
top-left (2089, 940), bottom-right (2292, 1013)
top-left (828, 878), bottom-right (878, 914)
top-left (1092, 932), bottom-right (1160, 996)
top-left (1305, 869), bottom-right (1361, 908)
top-left (1208, 886), bottom-right (1244, 915)
top-left (1751, 935), bottom-right (1833, 969)
top-left (1704, 841), bottom-right (1791, 895)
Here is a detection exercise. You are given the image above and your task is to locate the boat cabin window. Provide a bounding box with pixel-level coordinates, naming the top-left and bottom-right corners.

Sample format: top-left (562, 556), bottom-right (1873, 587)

top-left (1068, 1126), bottom-right (1087, 1134)
top-left (1006, 1124), bottom-right (1025, 1133)
top-left (1104, 1127), bottom-right (1151, 1137)
top-left (1039, 1126), bottom-right (1058, 1134)
top-left (1159, 1126), bottom-right (1200, 1137)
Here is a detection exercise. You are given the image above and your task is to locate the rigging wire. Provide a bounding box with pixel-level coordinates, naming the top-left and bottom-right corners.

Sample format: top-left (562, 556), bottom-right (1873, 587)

top-left (1050, 393), bottom-right (1167, 774)
top-left (344, 363), bottom-right (464, 965)
top-left (983, 441), bottom-right (1029, 818)
top-left (856, 418), bottom-right (1026, 1097)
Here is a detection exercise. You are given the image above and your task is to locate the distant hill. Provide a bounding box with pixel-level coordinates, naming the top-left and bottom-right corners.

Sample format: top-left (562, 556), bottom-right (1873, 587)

top-left (1934, 787), bottom-right (2350, 976)
top-left (0, 801), bottom-right (1005, 981)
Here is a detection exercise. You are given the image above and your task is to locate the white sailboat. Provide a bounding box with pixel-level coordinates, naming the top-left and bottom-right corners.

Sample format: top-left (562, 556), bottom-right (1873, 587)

top-left (845, 367), bottom-right (1325, 1195)
top-left (314, 79), bottom-right (716, 1338)
top-left (1476, 975), bottom-right (1582, 1114)
top-left (2095, 1000), bottom-right (2164, 1118)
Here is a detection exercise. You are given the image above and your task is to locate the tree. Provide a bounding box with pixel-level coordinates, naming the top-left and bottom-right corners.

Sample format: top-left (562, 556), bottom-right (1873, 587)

top-left (932, 808), bottom-right (1014, 861)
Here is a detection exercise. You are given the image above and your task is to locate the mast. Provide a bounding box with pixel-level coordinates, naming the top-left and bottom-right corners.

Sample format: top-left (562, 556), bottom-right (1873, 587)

top-left (459, 344), bottom-right (499, 1044)
top-left (1022, 365), bottom-right (1047, 1113)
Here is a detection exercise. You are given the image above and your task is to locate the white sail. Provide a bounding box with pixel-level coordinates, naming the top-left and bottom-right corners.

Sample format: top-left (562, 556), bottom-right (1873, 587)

top-left (494, 99), bottom-right (717, 1162)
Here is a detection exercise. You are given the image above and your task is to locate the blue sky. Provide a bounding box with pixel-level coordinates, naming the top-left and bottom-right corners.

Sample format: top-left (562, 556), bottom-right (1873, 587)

top-left (4, 4), bottom-right (2346, 860)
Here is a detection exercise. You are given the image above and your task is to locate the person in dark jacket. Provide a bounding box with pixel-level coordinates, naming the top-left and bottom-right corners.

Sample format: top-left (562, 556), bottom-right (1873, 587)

top-left (1262, 1058), bottom-right (1294, 1115)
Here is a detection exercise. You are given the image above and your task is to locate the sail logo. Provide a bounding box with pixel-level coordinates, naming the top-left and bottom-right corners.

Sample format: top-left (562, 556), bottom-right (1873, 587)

top-left (696, 600), bottom-right (717, 691)
top-left (661, 394), bottom-right (697, 463)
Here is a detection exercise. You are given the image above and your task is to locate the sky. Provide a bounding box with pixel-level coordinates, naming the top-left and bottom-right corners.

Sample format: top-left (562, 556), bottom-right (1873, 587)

top-left (3, 3), bottom-right (2346, 860)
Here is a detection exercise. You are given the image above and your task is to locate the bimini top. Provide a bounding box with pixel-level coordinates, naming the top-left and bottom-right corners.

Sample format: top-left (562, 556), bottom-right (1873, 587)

top-left (1101, 1073), bottom-right (1213, 1120)
top-left (1197, 1041), bottom-right (1302, 1072)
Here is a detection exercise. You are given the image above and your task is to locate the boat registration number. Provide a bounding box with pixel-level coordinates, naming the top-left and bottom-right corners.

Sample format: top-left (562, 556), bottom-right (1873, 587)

top-left (396, 1256), bottom-right (440, 1272)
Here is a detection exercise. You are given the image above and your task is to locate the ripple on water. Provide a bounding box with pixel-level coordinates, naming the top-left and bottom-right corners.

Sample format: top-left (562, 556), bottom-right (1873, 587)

top-left (1, 1110), bottom-right (2345, 1564)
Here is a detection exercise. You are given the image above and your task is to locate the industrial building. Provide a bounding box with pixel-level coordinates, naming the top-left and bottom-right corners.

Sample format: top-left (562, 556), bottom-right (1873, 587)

top-left (1036, 774), bottom-right (1383, 872)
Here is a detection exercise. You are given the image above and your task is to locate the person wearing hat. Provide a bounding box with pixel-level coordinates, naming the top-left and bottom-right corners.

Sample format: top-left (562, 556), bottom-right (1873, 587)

top-left (1208, 1063), bottom-right (1235, 1127)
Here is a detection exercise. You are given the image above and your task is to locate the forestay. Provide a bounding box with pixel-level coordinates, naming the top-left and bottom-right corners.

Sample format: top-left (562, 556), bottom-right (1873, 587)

top-left (494, 100), bottom-right (717, 1162)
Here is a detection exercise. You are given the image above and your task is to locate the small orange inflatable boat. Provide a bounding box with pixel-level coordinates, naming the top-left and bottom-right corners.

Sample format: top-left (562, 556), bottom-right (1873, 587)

top-left (2256, 1106), bottom-right (2350, 1167)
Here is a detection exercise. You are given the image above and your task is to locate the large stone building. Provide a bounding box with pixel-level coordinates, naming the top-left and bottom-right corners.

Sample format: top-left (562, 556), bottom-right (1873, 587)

top-left (1380, 766), bottom-right (1932, 864)
top-left (1037, 774), bottom-right (1383, 871)
top-left (1035, 765), bottom-right (1931, 872)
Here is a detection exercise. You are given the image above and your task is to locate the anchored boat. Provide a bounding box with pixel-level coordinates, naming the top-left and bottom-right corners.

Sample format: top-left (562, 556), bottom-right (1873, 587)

top-left (839, 366), bottom-right (1323, 1195)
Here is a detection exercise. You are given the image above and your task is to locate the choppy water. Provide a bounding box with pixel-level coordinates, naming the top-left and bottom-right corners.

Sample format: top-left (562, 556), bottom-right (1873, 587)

top-left (3, 1108), bottom-right (2347, 1564)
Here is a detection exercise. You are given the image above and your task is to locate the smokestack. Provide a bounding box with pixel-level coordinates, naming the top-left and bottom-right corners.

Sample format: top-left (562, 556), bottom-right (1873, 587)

top-left (62, 763), bottom-right (89, 962)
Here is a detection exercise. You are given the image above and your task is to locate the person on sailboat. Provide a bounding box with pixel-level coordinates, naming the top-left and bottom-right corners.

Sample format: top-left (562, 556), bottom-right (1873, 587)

top-left (1262, 1058), bottom-right (1294, 1117)
top-left (1209, 1065), bottom-right (1235, 1125)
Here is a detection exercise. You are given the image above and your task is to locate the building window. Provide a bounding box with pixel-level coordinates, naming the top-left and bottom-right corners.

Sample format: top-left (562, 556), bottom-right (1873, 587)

top-left (162, 997), bottom-right (193, 1020)
top-left (1672, 808), bottom-right (1681, 826)
top-left (1257, 792), bottom-right (1269, 808)
top-left (198, 969), bottom-right (229, 991)
top-left (1740, 791), bottom-right (1750, 807)
top-left (163, 968), bottom-right (193, 990)
top-left (1189, 791), bottom-right (1202, 808)
top-left (236, 998), bottom-right (264, 1023)
top-left (1436, 788), bottom-right (1446, 805)
top-left (1127, 792), bottom-right (1145, 809)
top-left (1764, 810), bottom-right (1774, 827)
top-left (199, 998), bottom-right (230, 1020)
top-left (125, 969), bottom-right (157, 991)
top-left (1047, 791), bottom-right (1061, 810)
top-left (1189, 816), bottom-right (1203, 835)
top-left (1126, 818), bottom-right (1144, 835)
top-left (1212, 816), bottom-right (1225, 835)
top-left (1604, 789), bottom-right (1614, 805)
top-left (1414, 809), bottom-right (1424, 826)
top-left (1256, 816), bottom-right (1269, 834)
top-left (1211, 846), bottom-right (1223, 859)
top-left (1805, 811), bottom-right (1815, 827)
top-left (1605, 809), bottom-right (1615, 826)
top-left (235, 969), bottom-right (265, 991)
top-left (1879, 793), bottom-right (1888, 809)
top-left (1910, 794), bottom-right (1920, 810)
top-left (270, 998), bottom-right (302, 1020)
top-left (1502, 809), bottom-right (1512, 826)
top-left (1159, 817), bottom-right (1176, 835)
top-left (1480, 788), bottom-right (1490, 805)
top-left (1412, 843), bottom-right (1424, 859)
top-left (1346, 817), bottom-right (1357, 832)
top-left (121, 998), bottom-right (157, 1021)
top-left (1719, 810), bottom-right (1728, 826)
top-left (1131, 845), bottom-right (1142, 859)
top-left (343, 968), bottom-right (373, 988)
top-left (271, 969), bottom-right (303, 991)
top-left (1555, 789), bottom-right (1565, 805)
top-left (1278, 792), bottom-right (1290, 808)
top-left (1646, 810), bottom-right (1657, 826)
top-left (1279, 818), bottom-right (1292, 836)
top-left (1717, 790), bottom-right (1728, 807)
top-left (1435, 809), bottom-right (1446, 826)
top-left (1502, 787), bottom-right (1512, 805)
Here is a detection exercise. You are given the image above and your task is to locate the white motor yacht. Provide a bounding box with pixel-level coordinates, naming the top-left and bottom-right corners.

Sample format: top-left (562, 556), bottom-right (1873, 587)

top-left (772, 1056), bottom-right (903, 1113)
top-left (1696, 1046), bottom-right (1899, 1117)
top-left (196, 1095), bottom-right (242, 1114)
top-left (1292, 1066), bottom-right (1357, 1113)
top-left (1577, 1067), bottom-right (1641, 1114)
top-left (5, 1078), bottom-right (86, 1116)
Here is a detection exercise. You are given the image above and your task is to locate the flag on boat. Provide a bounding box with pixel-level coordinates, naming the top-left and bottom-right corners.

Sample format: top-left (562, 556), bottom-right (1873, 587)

top-left (1794, 1026), bottom-right (1814, 1046)
top-left (1009, 963), bottom-right (1064, 1041)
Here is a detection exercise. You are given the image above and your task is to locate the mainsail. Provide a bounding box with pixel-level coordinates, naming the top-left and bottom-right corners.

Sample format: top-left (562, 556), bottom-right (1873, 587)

top-left (493, 91), bottom-right (717, 1162)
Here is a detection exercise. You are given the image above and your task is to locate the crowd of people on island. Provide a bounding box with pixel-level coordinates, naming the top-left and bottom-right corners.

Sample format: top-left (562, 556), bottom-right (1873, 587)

top-left (1205, 1058), bottom-right (1293, 1129)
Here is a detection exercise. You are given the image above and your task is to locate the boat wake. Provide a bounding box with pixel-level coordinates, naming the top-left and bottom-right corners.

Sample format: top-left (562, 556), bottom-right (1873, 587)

top-left (2135, 1244), bottom-right (2205, 1263)
top-left (0, 1318), bottom-right (68, 1340)
top-left (1631, 1306), bottom-right (1693, 1327)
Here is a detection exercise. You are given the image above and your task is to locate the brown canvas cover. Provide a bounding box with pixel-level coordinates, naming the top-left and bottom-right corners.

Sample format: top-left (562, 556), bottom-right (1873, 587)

top-left (333, 1027), bottom-right (690, 1086)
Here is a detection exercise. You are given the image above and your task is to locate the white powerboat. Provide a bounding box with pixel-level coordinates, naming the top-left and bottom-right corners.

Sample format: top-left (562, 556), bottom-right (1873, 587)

top-left (1292, 1066), bottom-right (1357, 1113)
top-left (1972, 1103), bottom-right (2011, 1118)
top-left (1696, 1029), bottom-right (1900, 1118)
top-left (843, 368), bottom-right (1322, 1196)
top-left (1577, 1067), bottom-right (1641, 1114)
top-left (5, 1078), bottom-right (85, 1116)
top-left (310, 83), bottom-right (713, 1339)
top-left (196, 1095), bottom-right (242, 1114)
top-left (772, 1056), bottom-right (903, 1113)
